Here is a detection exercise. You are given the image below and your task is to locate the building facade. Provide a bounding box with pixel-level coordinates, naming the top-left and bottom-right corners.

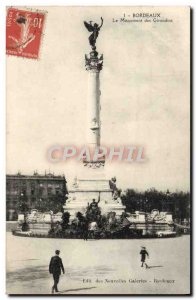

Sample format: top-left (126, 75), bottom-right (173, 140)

top-left (6, 172), bottom-right (68, 221)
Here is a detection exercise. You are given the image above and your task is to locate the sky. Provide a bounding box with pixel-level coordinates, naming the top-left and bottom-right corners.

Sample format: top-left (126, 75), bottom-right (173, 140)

top-left (6, 6), bottom-right (190, 191)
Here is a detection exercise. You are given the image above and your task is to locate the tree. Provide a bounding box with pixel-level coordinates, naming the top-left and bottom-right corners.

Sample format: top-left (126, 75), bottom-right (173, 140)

top-left (121, 188), bottom-right (190, 223)
top-left (35, 194), bottom-right (66, 214)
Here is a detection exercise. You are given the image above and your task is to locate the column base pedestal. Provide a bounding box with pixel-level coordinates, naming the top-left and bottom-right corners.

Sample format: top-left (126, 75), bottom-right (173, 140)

top-left (63, 178), bottom-right (125, 221)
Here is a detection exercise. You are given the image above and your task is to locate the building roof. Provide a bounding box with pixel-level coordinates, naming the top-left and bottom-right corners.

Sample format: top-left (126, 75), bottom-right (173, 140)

top-left (6, 172), bottom-right (66, 181)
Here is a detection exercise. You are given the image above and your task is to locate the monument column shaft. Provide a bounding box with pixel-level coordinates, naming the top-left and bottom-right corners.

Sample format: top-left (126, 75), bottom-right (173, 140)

top-left (86, 69), bottom-right (101, 147)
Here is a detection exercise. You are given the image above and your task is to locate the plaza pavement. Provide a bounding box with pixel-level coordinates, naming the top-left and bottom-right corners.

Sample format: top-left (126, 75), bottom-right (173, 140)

top-left (6, 233), bottom-right (190, 295)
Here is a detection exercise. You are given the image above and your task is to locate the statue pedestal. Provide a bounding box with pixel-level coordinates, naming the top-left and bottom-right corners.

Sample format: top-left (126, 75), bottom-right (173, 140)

top-left (63, 178), bottom-right (125, 221)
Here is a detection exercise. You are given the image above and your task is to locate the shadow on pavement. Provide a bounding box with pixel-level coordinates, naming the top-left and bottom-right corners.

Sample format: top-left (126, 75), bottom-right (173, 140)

top-left (58, 286), bottom-right (96, 294)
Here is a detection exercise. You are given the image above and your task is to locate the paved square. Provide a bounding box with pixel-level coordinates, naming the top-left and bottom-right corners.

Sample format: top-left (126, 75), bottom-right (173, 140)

top-left (6, 233), bottom-right (190, 294)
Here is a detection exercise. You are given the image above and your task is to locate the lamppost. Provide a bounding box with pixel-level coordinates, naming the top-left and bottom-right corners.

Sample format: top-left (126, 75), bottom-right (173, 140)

top-left (19, 191), bottom-right (29, 231)
top-left (162, 189), bottom-right (170, 212)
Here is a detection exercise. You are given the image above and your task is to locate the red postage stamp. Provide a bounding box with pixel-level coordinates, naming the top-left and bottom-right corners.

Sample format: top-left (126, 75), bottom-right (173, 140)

top-left (6, 8), bottom-right (45, 59)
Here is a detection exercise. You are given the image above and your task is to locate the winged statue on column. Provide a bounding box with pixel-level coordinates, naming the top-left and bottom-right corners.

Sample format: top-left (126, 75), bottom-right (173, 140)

top-left (84, 17), bottom-right (103, 49)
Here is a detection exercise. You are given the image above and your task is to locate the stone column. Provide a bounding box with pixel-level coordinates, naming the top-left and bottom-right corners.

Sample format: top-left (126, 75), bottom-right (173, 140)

top-left (85, 50), bottom-right (103, 148)
top-left (87, 69), bottom-right (100, 147)
top-left (84, 50), bottom-right (104, 168)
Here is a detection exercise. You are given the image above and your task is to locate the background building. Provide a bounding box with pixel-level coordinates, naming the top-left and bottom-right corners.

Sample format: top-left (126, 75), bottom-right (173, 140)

top-left (6, 172), bottom-right (68, 221)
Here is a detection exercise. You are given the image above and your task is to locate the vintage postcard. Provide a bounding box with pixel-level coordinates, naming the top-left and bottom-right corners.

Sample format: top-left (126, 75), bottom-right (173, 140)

top-left (6, 6), bottom-right (191, 295)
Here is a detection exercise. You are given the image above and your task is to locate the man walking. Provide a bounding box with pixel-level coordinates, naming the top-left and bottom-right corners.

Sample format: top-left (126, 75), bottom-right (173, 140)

top-left (140, 246), bottom-right (149, 268)
top-left (49, 250), bottom-right (65, 293)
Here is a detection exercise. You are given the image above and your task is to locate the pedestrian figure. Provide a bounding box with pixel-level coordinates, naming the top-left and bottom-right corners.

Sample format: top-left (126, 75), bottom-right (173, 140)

top-left (83, 229), bottom-right (88, 241)
top-left (140, 246), bottom-right (149, 268)
top-left (49, 250), bottom-right (65, 294)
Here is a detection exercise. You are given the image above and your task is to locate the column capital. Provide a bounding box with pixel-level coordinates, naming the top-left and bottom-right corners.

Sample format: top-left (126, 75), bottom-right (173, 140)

top-left (85, 50), bottom-right (103, 72)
